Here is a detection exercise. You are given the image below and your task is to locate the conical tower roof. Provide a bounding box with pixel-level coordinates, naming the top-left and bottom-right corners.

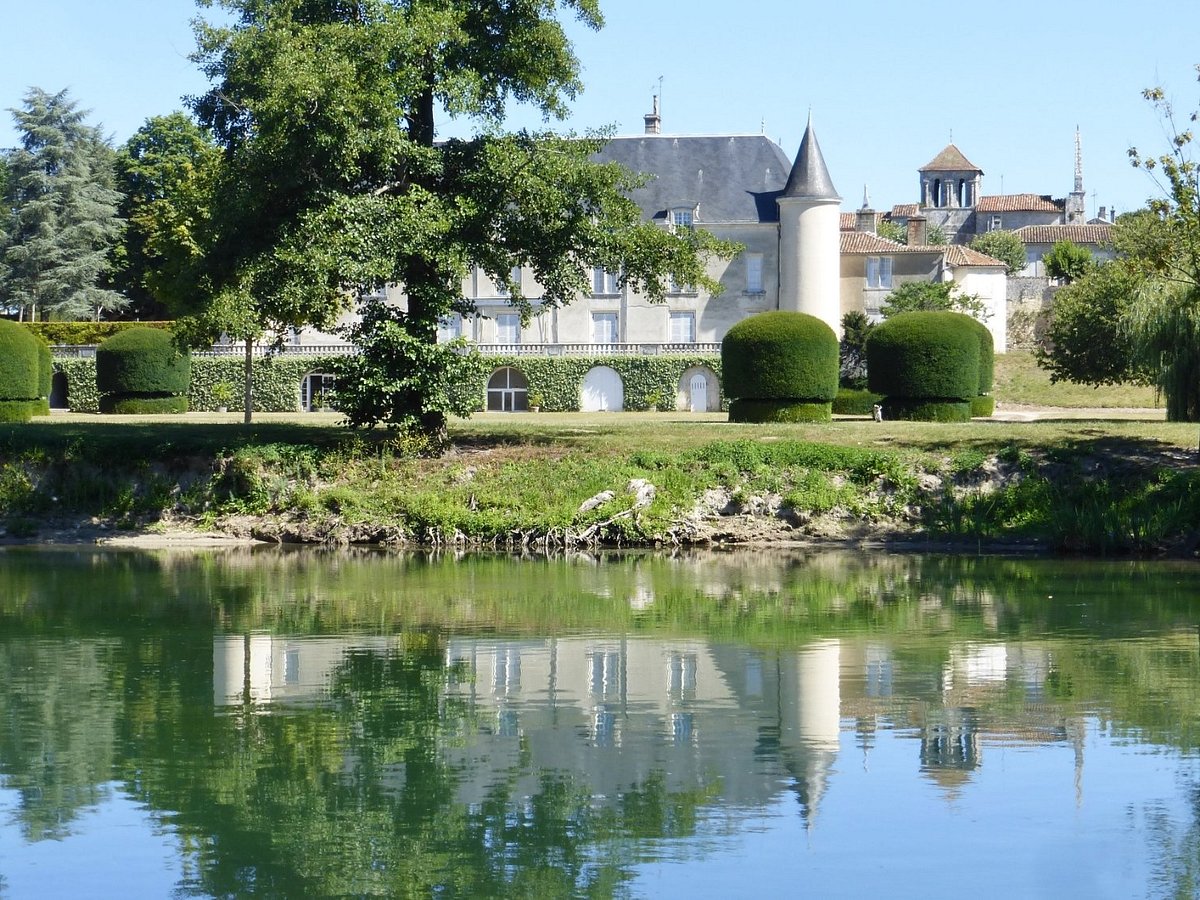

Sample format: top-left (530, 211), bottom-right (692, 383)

top-left (782, 115), bottom-right (840, 201)
top-left (919, 143), bottom-right (983, 174)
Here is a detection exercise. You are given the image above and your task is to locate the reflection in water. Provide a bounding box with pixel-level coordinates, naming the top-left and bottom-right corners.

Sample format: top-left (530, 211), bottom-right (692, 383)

top-left (0, 548), bottom-right (1199, 896)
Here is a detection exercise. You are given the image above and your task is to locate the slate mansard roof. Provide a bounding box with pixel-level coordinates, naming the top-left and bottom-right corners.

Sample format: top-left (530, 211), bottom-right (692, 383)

top-left (593, 134), bottom-right (794, 224)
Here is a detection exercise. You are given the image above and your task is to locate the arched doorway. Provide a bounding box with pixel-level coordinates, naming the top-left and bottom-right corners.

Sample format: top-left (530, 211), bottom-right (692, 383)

top-left (581, 366), bottom-right (624, 412)
top-left (677, 366), bottom-right (719, 412)
top-left (301, 372), bottom-right (336, 411)
top-left (49, 372), bottom-right (69, 410)
top-left (486, 367), bottom-right (528, 411)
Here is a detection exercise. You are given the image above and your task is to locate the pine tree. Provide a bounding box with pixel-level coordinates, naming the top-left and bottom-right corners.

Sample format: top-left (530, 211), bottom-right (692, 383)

top-left (0, 88), bottom-right (126, 322)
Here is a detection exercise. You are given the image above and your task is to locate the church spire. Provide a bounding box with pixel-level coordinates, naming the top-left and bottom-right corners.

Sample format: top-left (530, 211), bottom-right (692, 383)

top-left (1067, 126), bottom-right (1087, 223)
top-left (1074, 126), bottom-right (1083, 194)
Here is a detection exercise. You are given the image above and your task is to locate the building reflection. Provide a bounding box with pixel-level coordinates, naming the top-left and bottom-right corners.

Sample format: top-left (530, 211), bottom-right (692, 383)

top-left (211, 631), bottom-right (1080, 825)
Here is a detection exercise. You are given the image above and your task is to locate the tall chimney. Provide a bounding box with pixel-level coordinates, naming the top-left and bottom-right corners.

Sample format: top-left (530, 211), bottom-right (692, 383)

top-left (907, 215), bottom-right (928, 246)
top-left (644, 95), bottom-right (661, 135)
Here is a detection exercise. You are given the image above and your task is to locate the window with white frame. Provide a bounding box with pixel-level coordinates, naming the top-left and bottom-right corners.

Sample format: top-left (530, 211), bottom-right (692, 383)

top-left (669, 312), bottom-right (695, 343)
top-left (745, 253), bottom-right (764, 293)
top-left (671, 207), bottom-right (694, 230)
top-left (495, 313), bottom-right (520, 344)
top-left (592, 267), bottom-right (619, 295)
top-left (866, 256), bottom-right (893, 289)
top-left (989, 215), bottom-right (1002, 231)
top-left (592, 312), bottom-right (619, 344)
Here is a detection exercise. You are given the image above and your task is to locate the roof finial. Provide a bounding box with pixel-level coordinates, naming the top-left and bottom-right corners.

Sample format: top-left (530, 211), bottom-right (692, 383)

top-left (862, 184), bottom-right (871, 209)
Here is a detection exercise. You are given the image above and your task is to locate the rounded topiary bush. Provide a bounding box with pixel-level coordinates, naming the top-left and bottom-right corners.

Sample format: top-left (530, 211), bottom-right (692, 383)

top-left (0, 321), bottom-right (42, 423)
top-left (966, 316), bottom-right (994, 417)
top-left (722, 312), bottom-right (839, 423)
top-left (96, 327), bottom-right (191, 414)
top-left (866, 311), bottom-right (980, 422)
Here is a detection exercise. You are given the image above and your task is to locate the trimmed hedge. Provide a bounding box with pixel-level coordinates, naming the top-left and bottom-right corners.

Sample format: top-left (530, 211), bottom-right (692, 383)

top-left (52, 355), bottom-right (347, 413)
top-left (882, 399), bottom-right (972, 422)
top-left (34, 339), bottom-right (52, 416)
top-left (96, 327), bottom-right (191, 396)
top-left (0, 400), bottom-right (40, 423)
top-left (971, 394), bottom-right (996, 418)
top-left (104, 396), bottom-right (190, 415)
top-left (832, 388), bottom-right (883, 416)
top-left (721, 312), bottom-right (839, 403)
top-left (24, 320), bottom-right (173, 346)
top-left (728, 399), bottom-right (832, 423)
top-left (866, 312), bottom-right (981, 402)
top-left (453, 354), bottom-right (724, 412)
top-left (0, 321), bottom-right (41, 423)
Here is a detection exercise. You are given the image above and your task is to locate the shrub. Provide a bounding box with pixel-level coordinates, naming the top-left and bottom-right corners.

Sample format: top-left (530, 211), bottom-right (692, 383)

top-left (96, 327), bottom-right (191, 415)
top-left (727, 399), bottom-right (832, 423)
top-left (882, 399), bottom-right (972, 422)
top-left (866, 311), bottom-right (981, 402)
top-left (971, 395), bottom-right (995, 417)
top-left (0, 321), bottom-right (41, 422)
top-left (24, 320), bottom-right (173, 346)
top-left (722, 312), bottom-right (838, 424)
top-left (34, 339), bottom-right (52, 416)
top-left (104, 396), bottom-right (190, 415)
top-left (966, 315), bottom-right (994, 395)
top-left (832, 388), bottom-right (883, 416)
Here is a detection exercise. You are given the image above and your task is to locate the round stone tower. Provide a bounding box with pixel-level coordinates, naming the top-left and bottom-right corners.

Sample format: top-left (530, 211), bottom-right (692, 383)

top-left (777, 115), bottom-right (841, 334)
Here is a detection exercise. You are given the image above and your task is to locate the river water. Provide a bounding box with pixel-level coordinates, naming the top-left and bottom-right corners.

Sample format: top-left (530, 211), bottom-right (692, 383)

top-left (0, 547), bottom-right (1198, 898)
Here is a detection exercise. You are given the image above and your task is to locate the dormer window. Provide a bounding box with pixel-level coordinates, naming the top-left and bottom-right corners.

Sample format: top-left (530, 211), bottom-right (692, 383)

top-left (670, 207), bottom-right (695, 230)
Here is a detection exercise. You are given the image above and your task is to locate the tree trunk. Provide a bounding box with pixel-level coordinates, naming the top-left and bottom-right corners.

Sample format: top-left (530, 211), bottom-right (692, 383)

top-left (243, 338), bottom-right (254, 424)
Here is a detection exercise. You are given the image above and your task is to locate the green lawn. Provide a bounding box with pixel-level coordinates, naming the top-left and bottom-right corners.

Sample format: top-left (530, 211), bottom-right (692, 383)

top-left (992, 350), bottom-right (1158, 408)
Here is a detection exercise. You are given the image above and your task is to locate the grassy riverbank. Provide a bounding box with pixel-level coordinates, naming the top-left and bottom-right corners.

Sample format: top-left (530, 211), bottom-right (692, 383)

top-left (2, 408), bottom-right (1199, 555)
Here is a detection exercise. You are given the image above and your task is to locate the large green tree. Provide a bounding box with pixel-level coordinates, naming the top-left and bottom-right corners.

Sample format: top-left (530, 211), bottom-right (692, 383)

top-left (1042, 239), bottom-right (1095, 283)
top-left (0, 88), bottom-right (126, 322)
top-left (1120, 69), bottom-right (1200, 420)
top-left (185, 0), bottom-right (733, 435)
top-left (112, 113), bottom-right (222, 320)
top-left (1037, 258), bottom-right (1149, 387)
top-left (969, 229), bottom-right (1026, 276)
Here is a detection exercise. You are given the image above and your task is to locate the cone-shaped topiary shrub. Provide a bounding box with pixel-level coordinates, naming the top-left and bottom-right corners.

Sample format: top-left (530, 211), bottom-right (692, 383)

top-left (722, 311), bottom-right (839, 422)
top-left (0, 321), bottom-right (41, 422)
top-left (96, 327), bottom-right (191, 414)
top-left (866, 311), bottom-right (980, 422)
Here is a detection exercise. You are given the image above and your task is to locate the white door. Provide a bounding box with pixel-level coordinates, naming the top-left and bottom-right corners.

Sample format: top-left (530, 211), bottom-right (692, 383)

top-left (581, 367), bottom-right (624, 412)
top-left (689, 373), bottom-right (708, 412)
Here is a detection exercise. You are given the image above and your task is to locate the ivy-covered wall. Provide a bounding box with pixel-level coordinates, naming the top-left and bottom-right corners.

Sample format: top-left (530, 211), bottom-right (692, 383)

top-left (52, 355), bottom-right (344, 413)
top-left (52, 353), bottom-right (724, 414)
top-left (468, 354), bottom-right (723, 411)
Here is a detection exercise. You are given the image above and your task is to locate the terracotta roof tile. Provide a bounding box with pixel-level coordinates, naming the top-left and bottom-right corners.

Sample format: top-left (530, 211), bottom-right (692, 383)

top-left (840, 232), bottom-right (908, 253)
top-left (937, 245), bottom-right (1007, 267)
top-left (1014, 224), bottom-right (1113, 245)
top-left (840, 212), bottom-right (856, 230)
top-left (890, 204), bottom-right (919, 217)
top-left (976, 194), bottom-right (1063, 213)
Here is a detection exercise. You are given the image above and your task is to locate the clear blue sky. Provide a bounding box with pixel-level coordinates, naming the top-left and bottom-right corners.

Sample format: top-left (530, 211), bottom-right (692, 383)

top-left (3, 0), bottom-right (1197, 219)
